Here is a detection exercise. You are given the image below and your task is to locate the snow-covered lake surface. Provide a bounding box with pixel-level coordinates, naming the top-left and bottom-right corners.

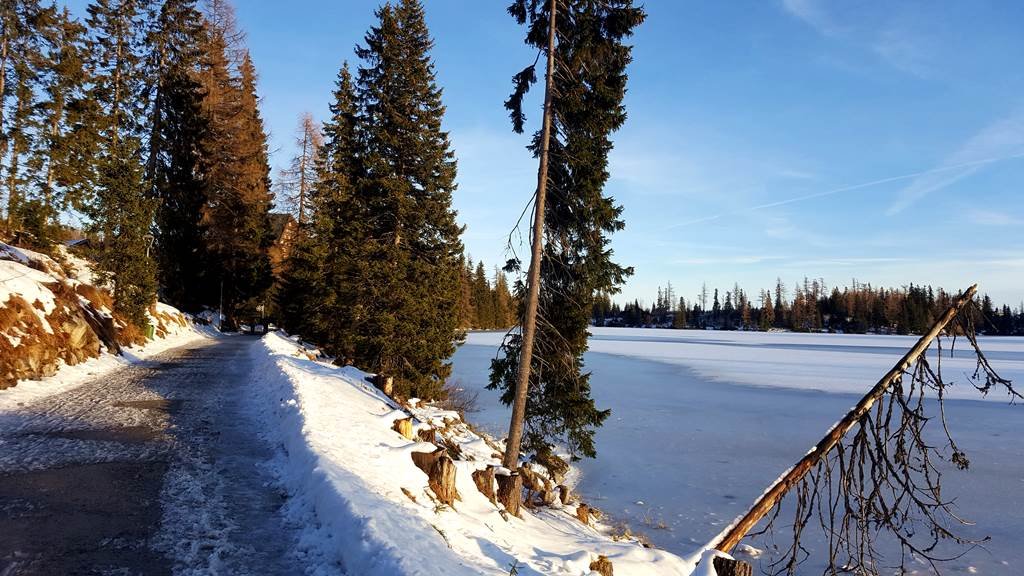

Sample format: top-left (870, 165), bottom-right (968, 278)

top-left (451, 328), bottom-right (1024, 575)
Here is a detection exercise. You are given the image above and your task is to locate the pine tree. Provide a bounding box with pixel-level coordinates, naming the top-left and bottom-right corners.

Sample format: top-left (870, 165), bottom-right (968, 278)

top-left (2, 0), bottom-right (43, 232)
top-left (491, 0), bottom-right (645, 462)
top-left (83, 0), bottom-right (158, 329)
top-left (492, 265), bottom-right (514, 328)
top-left (339, 0), bottom-right (463, 399)
top-left (472, 260), bottom-right (494, 328)
top-left (150, 0), bottom-right (207, 311)
top-left (279, 62), bottom-right (360, 349)
top-left (26, 5), bottom-right (89, 240)
top-left (195, 2), bottom-right (273, 328)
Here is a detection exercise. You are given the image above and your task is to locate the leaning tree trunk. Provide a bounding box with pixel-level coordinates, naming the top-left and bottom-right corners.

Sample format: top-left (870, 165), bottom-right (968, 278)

top-left (711, 284), bottom-right (979, 554)
top-left (503, 0), bottom-right (558, 473)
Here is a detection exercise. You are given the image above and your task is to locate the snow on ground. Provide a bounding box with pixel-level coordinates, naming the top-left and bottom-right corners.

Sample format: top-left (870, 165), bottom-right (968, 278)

top-left (0, 318), bottom-right (211, 412)
top-left (250, 331), bottom-right (706, 576)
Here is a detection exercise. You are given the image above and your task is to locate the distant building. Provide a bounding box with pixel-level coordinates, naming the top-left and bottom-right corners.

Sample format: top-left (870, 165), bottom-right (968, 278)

top-left (268, 213), bottom-right (298, 277)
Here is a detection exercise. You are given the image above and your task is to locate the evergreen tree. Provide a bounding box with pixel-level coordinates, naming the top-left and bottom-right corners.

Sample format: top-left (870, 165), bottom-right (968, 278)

top-left (492, 265), bottom-right (514, 328)
top-left (330, 1), bottom-right (462, 398)
top-left (83, 0), bottom-right (158, 329)
top-left (472, 260), bottom-right (494, 328)
top-left (196, 2), bottom-right (273, 328)
top-left (277, 64), bottom-right (358, 345)
top-left (25, 5), bottom-right (89, 240)
top-left (491, 0), bottom-right (644, 461)
top-left (150, 0), bottom-right (207, 311)
top-left (2, 0), bottom-right (44, 232)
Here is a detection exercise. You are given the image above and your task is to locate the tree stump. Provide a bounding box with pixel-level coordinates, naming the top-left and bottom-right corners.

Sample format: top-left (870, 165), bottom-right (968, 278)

top-left (374, 374), bottom-right (394, 396)
top-left (472, 466), bottom-right (497, 505)
top-left (589, 555), bottom-right (613, 576)
top-left (496, 472), bottom-right (522, 518)
top-left (392, 417), bottom-right (414, 440)
top-left (540, 488), bottom-right (557, 507)
top-left (412, 447), bottom-right (445, 474)
top-left (410, 447), bottom-right (458, 506)
top-left (576, 503), bottom-right (590, 525)
top-left (417, 427), bottom-right (436, 443)
top-left (558, 485), bottom-right (572, 505)
top-left (712, 556), bottom-right (752, 576)
top-left (429, 455), bottom-right (459, 506)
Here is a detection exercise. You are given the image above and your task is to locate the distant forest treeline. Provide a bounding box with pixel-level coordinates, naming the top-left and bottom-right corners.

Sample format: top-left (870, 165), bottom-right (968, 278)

top-left (594, 279), bottom-right (1024, 336)
top-left (456, 257), bottom-right (515, 330)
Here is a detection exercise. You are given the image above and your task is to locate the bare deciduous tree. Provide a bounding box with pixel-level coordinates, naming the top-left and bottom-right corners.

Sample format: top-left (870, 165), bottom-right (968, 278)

top-left (276, 112), bottom-right (321, 224)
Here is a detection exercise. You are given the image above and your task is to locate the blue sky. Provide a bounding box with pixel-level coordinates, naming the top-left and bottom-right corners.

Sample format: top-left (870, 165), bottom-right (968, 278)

top-left (70, 1), bottom-right (1024, 306)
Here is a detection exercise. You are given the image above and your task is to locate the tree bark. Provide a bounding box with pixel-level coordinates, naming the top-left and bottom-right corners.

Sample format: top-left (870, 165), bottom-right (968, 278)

top-left (712, 556), bottom-right (752, 576)
top-left (496, 472), bottom-right (522, 517)
top-left (712, 284), bottom-right (979, 554)
top-left (503, 0), bottom-right (558, 472)
top-left (472, 466), bottom-right (497, 505)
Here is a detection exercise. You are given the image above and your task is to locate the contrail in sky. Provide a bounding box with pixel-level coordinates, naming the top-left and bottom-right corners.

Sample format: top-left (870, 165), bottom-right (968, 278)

top-left (668, 151), bottom-right (1024, 229)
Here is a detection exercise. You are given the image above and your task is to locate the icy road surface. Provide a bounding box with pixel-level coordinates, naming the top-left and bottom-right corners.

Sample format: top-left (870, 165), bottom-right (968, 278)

top-left (0, 336), bottom-right (304, 576)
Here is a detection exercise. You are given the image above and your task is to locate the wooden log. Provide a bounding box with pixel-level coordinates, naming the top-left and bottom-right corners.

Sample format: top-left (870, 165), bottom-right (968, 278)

top-left (472, 466), bottom-right (497, 505)
top-left (589, 555), bottom-right (613, 576)
top-left (496, 472), bottom-right (522, 518)
top-left (712, 284), bottom-right (979, 554)
top-left (392, 417), bottom-right (414, 440)
top-left (712, 557), bottom-right (752, 576)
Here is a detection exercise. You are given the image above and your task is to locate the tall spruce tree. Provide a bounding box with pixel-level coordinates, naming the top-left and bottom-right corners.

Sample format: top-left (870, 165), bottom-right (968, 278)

top-left (277, 62), bottom-right (359, 347)
top-left (83, 0), bottom-right (158, 329)
top-left (339, 0), bottom-right (463, 399)
top-left (490, 0), bottom-right (644, 463)
top-left (149, 0), bottom-right (207, 311)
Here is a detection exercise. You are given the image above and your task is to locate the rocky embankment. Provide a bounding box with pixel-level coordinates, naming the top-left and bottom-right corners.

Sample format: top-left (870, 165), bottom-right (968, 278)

top-left (0, 242), bottom-right (187, 389)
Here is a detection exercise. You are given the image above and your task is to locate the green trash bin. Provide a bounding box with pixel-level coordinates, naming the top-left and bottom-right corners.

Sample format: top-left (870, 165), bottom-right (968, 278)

top-left (145, 323), bottom-right (156, 340)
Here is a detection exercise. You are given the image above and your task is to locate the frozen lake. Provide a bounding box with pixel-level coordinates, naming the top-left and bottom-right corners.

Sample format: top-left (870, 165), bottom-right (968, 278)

top-left (451, 328), bottom-right (1024, 575)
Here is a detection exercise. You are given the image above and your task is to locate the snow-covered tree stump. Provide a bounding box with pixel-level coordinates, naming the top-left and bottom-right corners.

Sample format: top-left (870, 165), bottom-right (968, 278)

top-left (392, 417), bottom-right (414, 440)
top-left (496, 472), bottom-right (523, 517)
top-left (417, 427), bottom-right (436, 443)
top-left (472, 466), bottom-right (497, 505)
top-left (712, 556), bottom-right (752, 576)
top-left (589, 555), bottom-right (613, 576)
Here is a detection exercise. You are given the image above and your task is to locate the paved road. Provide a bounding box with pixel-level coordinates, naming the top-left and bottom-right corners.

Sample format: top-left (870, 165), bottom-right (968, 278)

top-left (0, 336), bottom-right (304, 576)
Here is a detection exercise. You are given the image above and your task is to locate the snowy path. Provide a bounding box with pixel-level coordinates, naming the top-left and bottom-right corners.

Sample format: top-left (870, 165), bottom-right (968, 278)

top-left (0, 336), bottom-right (306, 576)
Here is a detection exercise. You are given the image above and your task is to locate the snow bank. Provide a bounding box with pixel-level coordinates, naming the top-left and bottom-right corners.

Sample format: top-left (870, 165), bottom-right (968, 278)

top-left (250, 331), bottom-right (700, 575)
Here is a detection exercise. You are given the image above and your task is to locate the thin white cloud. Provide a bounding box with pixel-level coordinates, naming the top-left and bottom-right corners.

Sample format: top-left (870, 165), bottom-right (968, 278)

top-left (886, 111), bottom-right (1024, 215)
top-left (781, 0), bottom-right (935, 76)
top-left (781, 0), bottom-right (835, 35)
top-left (967, 209), bottom-right (1023, 227)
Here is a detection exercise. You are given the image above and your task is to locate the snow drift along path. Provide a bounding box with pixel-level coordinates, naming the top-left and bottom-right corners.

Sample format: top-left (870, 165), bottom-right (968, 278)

top-left (250, 332), bottom-right (703, 576)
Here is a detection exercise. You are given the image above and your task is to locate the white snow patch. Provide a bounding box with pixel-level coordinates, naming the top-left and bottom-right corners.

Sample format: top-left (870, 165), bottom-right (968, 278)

top-left (250, 331), bottom-right (699, 575)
